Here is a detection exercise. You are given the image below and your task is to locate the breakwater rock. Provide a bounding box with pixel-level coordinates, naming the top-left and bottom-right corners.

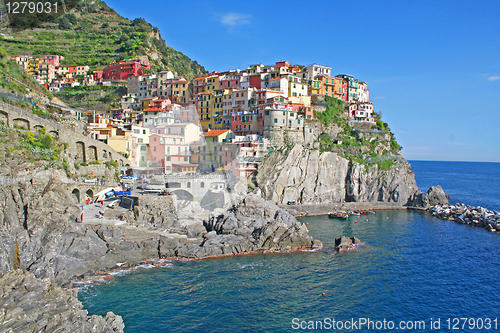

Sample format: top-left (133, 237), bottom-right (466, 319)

top-left (257, 145), bottom-right (419, 205)
top-left (0, 269), bottom-right (124, 332)
top-left (429, 204), bottom-right (500, 232)
top-left (334, 236), bottom-right (361, 251)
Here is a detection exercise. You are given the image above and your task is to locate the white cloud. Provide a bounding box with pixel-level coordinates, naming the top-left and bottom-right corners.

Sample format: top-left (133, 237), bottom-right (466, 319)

top-left (219, 13), bottom-right (251, 28)
top-left (487, 76), bottom-right (500, 81)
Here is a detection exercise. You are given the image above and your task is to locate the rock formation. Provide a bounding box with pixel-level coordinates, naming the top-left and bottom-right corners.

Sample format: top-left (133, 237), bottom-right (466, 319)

top-left (257, 145), bottom-right (419, 205)
top-left (0, 269), bottom-right (124, 332)
top-left (409, 185), bottom-right (450, 209)
top-left (0, 179), bottom-right (321, 278)
top-left (334, 236), bottom-right (361, 251)
top-left (158, 194), bottom-right (322, 258)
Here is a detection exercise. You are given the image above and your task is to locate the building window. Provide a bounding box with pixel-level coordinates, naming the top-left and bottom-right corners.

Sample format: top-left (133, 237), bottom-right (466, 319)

top-left (201, 182), bottom-right (204, 188)
top-left (153, 146), bottom-right (156, 152)
top-left (274, 118), bottom-right (277, 123)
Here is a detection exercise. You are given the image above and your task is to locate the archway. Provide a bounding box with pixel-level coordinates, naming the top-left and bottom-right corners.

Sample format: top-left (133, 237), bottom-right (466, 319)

top-left (12, 118), bottom-right (30, 130)
top-left (0, 110), bottom-right (8, 126)
top-left (87, 146), bottom-right (97, 162)
top-left (85, 189), bottom-right (94, 202)
top-left (34, 125), bottom-right (44, 132)
top-left (172, 189), bottom-right (194, 201)
top-left (71, 189), bottom-right (80, 204)
top-left (76, 141), bottom-right (86, 163)
top-left (48, 130), bottom-right (59, 138)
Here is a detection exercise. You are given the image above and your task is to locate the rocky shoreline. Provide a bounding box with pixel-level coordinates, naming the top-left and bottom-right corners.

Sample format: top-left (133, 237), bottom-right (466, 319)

top-left (0, 269), bottom-right (124, 332)
top-left (428, 203), bottom-right (500, 232)
top-left (0, 179), bottom-right (323, 331)
top-left (0, 175), bottom-right (449, 332)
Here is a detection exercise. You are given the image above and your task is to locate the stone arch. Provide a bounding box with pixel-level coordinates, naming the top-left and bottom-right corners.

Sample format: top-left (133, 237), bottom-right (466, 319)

top-left (87, 146), bottom-right (97, 162)
top-left (172, 189), bottom-right (193, 201)
top-left (12, 118), bottom-right (30, 130)
top-left (125, 163), bottom-right (130, 167)
top-left (0, 110), bottom-right (8, 126)
top-left (85, 189), bottom-right (94, 202)
top-left (48, 130), bottom-right (59, 138)
top-left (71, 189), bottom-right (80, 204)
top-left (34, 124), bottom-right (44, 132)
top-left (76, 141), bottom-right (86, 163)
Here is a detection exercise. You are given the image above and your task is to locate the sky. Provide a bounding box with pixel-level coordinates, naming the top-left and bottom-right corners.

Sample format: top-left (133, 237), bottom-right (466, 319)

top-left (104, 0), bottom-right (500, 162)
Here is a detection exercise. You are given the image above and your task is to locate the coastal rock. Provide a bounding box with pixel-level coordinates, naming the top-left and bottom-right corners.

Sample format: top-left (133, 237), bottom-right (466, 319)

top-left (334, 236), bottom-right (360, 251)
top-left (410, 185), bottom-right (450, 209)
top-left (158, 194), bottom-right (323, 258)
top-left (428, 203), bottom-right (500, 232)
top-left (256, 145), bottom-right (419, 205)
top-left (0, 269), bottom-right (124, 332)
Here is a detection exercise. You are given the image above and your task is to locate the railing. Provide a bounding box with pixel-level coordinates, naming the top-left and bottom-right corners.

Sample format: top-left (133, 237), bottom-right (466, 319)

top-left (165, 173), bottom-right (227, 180)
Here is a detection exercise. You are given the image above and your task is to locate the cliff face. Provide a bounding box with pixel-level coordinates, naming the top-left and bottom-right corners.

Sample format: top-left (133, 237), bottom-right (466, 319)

top-left (0, 178), bottom-right (321, 283)
top-left (256, 145), bottom-right (419, 205)
top-left (0, 270), bottom-right (124, 332)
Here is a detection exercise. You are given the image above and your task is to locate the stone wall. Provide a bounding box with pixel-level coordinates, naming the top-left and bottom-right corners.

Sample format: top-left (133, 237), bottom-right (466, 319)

top-left (0, 100), bottom-right (131, 166)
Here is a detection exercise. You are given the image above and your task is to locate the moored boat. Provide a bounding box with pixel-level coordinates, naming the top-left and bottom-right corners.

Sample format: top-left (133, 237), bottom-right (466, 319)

top-left (329, 212), bottom-right (349, 219)
top-left (348, 211), bottom-right (360, 216)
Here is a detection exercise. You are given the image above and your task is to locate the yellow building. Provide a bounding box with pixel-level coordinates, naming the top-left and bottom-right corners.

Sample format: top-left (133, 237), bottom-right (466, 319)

top-left (309, 79), bottom-right (322, 95)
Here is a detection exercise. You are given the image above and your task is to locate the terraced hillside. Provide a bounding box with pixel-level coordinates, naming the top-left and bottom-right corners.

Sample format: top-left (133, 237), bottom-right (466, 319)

top-left (0, 0), bottom-right (207, 80)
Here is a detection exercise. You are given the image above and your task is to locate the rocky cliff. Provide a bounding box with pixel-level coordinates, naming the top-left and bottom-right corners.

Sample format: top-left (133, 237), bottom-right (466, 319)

top-left (0, 177), bottom-right (321, 329)
top-left (0, 269), bottom-right (124, 332)
top-left (257, 145), bottom-right (419, 206)
top-left (0, 179), bottom-right (320, 279)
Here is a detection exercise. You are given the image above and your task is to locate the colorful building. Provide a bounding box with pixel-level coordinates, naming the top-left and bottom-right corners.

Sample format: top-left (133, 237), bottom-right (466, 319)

top-left (103, 59), bottom-right (151, 81)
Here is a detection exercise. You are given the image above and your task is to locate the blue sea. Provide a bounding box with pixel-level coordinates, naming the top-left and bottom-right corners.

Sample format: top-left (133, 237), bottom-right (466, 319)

top-left (79, 161), bottom-right (500, 332)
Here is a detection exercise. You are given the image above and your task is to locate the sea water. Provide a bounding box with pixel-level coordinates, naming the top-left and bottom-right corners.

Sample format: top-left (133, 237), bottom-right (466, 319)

top-left (78, 161), bottom-right (500, 332)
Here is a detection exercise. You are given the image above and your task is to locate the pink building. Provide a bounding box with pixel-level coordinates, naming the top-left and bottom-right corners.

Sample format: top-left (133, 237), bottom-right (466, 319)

top-left (173, 105), bottom-right (199, 124)
top-left (43, 55), bottom-right (61, 67)
top-left (149, 133), bottom-right (195, 173)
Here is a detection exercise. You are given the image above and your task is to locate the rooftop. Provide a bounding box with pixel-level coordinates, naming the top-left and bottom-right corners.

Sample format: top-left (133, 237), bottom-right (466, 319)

top-left (204, 129), bottom-right (231, 137)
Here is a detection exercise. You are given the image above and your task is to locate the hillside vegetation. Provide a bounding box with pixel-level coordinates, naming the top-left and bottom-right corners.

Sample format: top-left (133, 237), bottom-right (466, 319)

top-left (0, 0), bottom-right (207, 80)
top-left (313, 96), bottom-right (402, 171)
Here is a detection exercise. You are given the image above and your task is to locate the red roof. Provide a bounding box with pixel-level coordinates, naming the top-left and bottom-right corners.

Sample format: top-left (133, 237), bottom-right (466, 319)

top-left (204, 129), bottom-right (230, 137)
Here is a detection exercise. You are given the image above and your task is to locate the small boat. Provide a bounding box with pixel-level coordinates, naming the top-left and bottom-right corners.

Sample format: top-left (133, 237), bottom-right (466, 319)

top-left (348, 211), bottom-right (360, 216)
top-left (329, 212), bottom-right (349, 219)
top-left (367, 210), bottom-right (377, 214)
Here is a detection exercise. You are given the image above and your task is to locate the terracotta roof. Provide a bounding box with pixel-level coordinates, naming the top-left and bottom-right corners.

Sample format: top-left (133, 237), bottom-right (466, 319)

top-left (204, 129), bottom-right (230, 137)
